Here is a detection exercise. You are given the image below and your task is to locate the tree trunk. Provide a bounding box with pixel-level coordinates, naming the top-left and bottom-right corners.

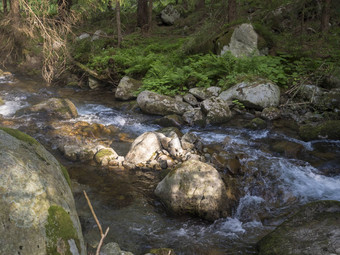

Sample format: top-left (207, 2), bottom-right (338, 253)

top-left (228, 0), bottom-right (236, 23)
top-left (321, 0), bottom-right (331, 33)
top-left (116, 0), bottom-right (122, 47)
top-left (10, 0), bottom-right (20, 25)
top-left (137, 0), bottom-right (148, 31)
top-left (3, 0), bottom-right (8, 14)
top-left (147, 0), bottom-right (152, 32)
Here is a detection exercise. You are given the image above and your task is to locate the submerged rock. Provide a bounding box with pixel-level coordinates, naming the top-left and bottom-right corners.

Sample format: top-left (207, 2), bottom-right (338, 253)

top-left (115, 76), bottom-right (142, 101)
top-left (257, 200), bottom-right (340, 255)
top-left (155, 159), bottom-right (230, 221)
top-left (24, 97), bottom-right (78, 119)
top-left (0, 128), bottom-right (85, 255)
top-left (299, 120), bottom-right (340, 141)
top-left (137, 91), bottom-right (193, 116)
top-left (219, 81), bottom-right (280, 110)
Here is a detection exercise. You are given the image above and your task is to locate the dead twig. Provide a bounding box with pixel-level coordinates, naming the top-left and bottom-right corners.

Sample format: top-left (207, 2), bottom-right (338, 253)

top-left (83, 190), bottom-right (109, 255)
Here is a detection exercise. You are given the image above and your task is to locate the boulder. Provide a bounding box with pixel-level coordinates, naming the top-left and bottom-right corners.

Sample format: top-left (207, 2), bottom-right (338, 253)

top-left (91, 30), bottom-right (107, 41)
top-left (299, 84), bottom-right (324, 103)
top-left (101, 242), bottom-right (134, 255)
top-left (125, 132), bottom-right (164, 166)
top-left (261, 107), bottom-right (281, 120)
top-left (137, 91), bottom-right (193, 116)
top-left (220, 23), bottom-right (260, 57)
top-left (201, 97), bottom-right (232, 124)
top-left (77, 33), bottom-right (90, 40)
top-left (154, 114), bottom-right (185, 128)
top-left (88, 77), bottom-right (102, 90)
top-left (219, 81), bottom-right (280, 110)
top-left (25, 97), bottom-right (78, 119)
top-left (182, 108), bottom-right (205, 126)
top-left (155, 159), bottom-right (230, 221)
top-left (115, 76), bottom-right (142, 101)
top-left (0, 96), bottom-right (4, 105)
top-left (183, 93), bottom-right (199, 106)
top-left (257, 200), bottom-right (340, 255)
top-left (189, 86), bottom-right (221, 100)
top-left (94, 148), bottom-right (119, 167)
top-left (160, 5), bottom-right (180, 25)
top-left (245, 117), bottom-right (267, 130)
top-left (299, 120), bottom-right (340, 141)
top-left (0, 128), bottom-right (85, 255)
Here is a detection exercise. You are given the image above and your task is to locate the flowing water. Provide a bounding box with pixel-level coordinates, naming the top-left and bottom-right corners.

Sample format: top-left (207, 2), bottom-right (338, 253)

top-left (1, 73), bottom-right (339, 254)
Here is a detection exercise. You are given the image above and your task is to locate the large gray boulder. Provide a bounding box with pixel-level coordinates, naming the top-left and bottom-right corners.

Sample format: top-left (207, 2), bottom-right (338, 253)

top-left (115, 76), bottom-right (142, 101)
top-left (137, 91), bottom-right (193, 116)
top-left (160, 5), bottom-right (180, 25)
top-left (125, 132), bottom-right (164, 166)
top-left (219, 81), bottom-right (280, 110)
top-left (220, 23), bottom-right (260, 57)
top-left (24, 97), bottom-right (78, 119)
top-left (0, 128), bottom-right (85, 255)
top-left (155, 159), bottom-right (230, 221)
top-left (201, 97), bottom-right (232, 124)
top-left (257, 200), bottom-right (340, 255)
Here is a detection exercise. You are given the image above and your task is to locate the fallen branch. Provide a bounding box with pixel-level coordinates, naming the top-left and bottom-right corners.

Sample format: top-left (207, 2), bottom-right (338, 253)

top-left (74, 61), bottom-right (104, 80)
top-left (83, 190), bottom-right (109, 255)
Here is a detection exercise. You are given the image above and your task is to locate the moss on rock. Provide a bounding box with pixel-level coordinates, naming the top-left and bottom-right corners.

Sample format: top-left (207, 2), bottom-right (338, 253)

top-left (45, 205), bottom-right (81, 255)
top-left (299, 120), bottom-right (340, 141)
top-left (0, 127), bottom-right (39, 145)
top-left (0, 97), bottom-right (4, 106)
top-left (59, 164), bottom-right (72, 188)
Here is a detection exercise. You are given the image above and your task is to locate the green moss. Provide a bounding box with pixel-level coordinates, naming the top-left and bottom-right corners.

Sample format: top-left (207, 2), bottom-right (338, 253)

top-left (45, 205), bottom-right (80, 255)
top-left (149, 248), bottom-right (176, 255)
top-left (245, 118), bottom-right (267, 130)
top-left (59, 164), bottom-right (71, 188)
top-left (95, 148), bottom-right (114, 159)
top-left (0, 97), bottom-right (4, 105)
top-left (299, 120), bottom-right (340, 141)
top-left (0, 127), bottom-right (39, 145)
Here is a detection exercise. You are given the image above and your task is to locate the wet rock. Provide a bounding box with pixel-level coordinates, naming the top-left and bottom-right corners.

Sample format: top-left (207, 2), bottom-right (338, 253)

top-left (245, 117), bottom-right (267, 130)
top-left (299, 120), bottom-right (340, 141)
top-left (115, 76), bottom-right (142, 101)
top-left (201, 97), bottom-right (232, 124)
top-left (182, 108), bottom-right (205, 126)
top-left (149, 248), bottom-right (176, 255)
top-left (154, 114), bottom-right (185, 128)
top-left (125, 132), bottom-right (164, 166)
top-left (155, 159), bottom-right (230, 221)
top-left (219, 81), bottom-right (280, 110)
top-left (94, 148), bottom-right (119, 166)
top-left (183, 93), bottom-right (199, 106)
top-left (137, 91), bottom-right (193, 116)
top-left (25, 97), bottom-right (78, 119)
top-left (0, 96), bottom-right (4, 106)
top-left (101, 242), bottom-right (134, 255)
top-left (271, 140), bottom-right (304, 158)
top-left (157, 127), bottom-right (183, 138)
top-left (160, 5), bottom-right (180, 25)
top-left (261, 107), bottom-right (281, 120)
top-left (257, 200), bottom-right (340, 255)
top-left (220, 23), bottom-right (260, 57)
top-left (0, 128), bottom-right (86, 255)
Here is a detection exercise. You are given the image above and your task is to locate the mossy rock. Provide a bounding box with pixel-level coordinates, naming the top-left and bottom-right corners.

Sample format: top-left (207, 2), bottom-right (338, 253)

top-left (0, 126), bottom-right (39, 145)
top-left (59, 164), bottom-right (72, 188)
top-left (245, 118), bottom-right (267, 130)
top-left (149, 248), bottom-right (176, 255)
top-left (257, 200), bottom-right (340, 255)
top-left (45, 205), bottom-right (81, 255)
top-left (299, 120), bottom-right (340, 141)
top-left (0, 97), bottom-right (4, 106)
